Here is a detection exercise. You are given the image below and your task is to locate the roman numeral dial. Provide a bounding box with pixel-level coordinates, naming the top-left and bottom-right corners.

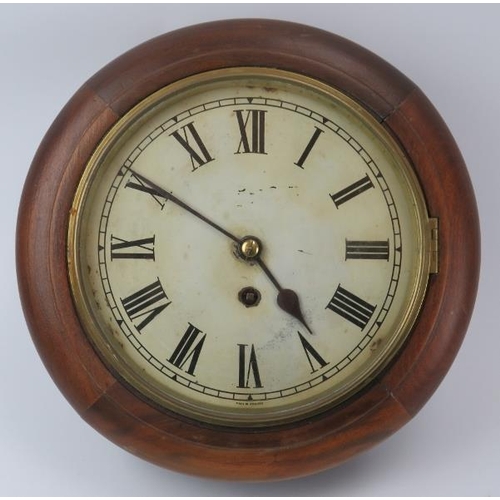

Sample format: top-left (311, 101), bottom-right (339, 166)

top-left (81, 73), bottom-right (426, 429)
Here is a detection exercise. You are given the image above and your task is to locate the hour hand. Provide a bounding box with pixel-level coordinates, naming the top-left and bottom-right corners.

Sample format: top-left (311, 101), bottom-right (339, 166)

top-left (248, 251), bottom-right (314, 335)
top-left (277, 289), bottom-right (314, 335)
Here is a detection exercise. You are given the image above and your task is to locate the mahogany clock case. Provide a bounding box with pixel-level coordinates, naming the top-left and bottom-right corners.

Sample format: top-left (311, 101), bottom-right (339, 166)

top-left (16, 19), bottom-right (479, 480)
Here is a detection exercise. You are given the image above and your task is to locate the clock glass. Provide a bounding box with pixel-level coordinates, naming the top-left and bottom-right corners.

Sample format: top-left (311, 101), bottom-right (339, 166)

top-left (68, 68), bottom-right (431, 426)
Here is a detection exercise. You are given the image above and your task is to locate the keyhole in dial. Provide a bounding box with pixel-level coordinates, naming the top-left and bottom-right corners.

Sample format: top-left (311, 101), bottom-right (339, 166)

top-left (238, 287), bottom-right (261, 307)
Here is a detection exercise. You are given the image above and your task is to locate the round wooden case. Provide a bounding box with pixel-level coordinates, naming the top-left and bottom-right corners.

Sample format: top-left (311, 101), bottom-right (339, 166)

top-left (16, 19), bottom-right (480, 480)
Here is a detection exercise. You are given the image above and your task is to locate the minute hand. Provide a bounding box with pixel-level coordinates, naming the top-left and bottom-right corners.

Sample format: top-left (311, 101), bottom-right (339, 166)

top-left (129, 170), bottom-right (239, 243)
top-left (129, 169), bottom-right (313, 334)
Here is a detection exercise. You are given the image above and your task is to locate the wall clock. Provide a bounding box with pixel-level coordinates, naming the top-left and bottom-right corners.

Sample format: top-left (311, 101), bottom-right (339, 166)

top-left (17, 19), bottom-right (480, 480)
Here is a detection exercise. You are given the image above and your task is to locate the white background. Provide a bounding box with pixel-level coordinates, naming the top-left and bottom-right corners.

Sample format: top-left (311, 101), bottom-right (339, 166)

top-left (2, 4), bottom-right (499, 496)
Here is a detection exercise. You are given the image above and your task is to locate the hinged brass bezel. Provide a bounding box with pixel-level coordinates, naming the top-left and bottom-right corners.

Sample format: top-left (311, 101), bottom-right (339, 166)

top-left (67, 67), bottom-right (433, 427)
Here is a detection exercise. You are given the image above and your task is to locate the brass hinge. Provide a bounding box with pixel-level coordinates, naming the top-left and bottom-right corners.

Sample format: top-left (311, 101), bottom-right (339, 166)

top-left (429, 217), bottom-right (439, 274)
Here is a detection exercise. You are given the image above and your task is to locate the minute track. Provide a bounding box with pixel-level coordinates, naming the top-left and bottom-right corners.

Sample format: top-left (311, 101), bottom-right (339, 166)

top-left (92, 74), bottom-right (409, 424)
top-left (100, 100), bottom-right (402, 393)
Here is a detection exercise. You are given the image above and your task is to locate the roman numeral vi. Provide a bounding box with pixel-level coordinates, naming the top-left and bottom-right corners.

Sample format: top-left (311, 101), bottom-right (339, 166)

top-left (237, 344), bottom-right (263, 389)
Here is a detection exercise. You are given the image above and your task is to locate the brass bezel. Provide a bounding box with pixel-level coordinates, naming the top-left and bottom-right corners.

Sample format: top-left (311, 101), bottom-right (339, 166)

top-left (68, 67), bottom-right (432, 427)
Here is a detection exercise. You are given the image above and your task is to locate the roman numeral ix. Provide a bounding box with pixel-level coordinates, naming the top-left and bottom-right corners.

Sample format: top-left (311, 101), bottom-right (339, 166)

top-left (121, 278), bottom-right (171, 332)
top-left (326, 285), bottom-right (376, 330)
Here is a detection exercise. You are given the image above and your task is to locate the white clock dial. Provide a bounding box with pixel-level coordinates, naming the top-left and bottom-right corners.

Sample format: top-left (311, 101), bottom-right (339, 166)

top-left (69, 69), bottom-right (430, 426)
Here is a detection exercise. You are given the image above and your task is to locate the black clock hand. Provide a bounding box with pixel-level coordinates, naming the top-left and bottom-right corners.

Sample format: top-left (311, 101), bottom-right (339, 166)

top-left (128, 170), bottom-right (240, 243)
top-left (256, 257), bottom-right (314, 335)
top-left (128, 169), bottom-right (313, 333)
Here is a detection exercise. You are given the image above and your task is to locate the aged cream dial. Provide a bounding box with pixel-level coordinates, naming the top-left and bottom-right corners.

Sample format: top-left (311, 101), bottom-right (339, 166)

top-left (69, 68), bottom-right (430, 426)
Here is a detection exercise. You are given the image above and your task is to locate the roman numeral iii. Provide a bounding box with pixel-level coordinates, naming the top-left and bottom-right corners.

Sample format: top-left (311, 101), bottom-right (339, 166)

top-left (170, 122), bottom-right (214, 171)
top-left (235, 109), bottom-right (267, 154)
top-left (345, 240), bottom-right (389, 261)
top-left (168, 323), bottom-right (206, 376)
top-left (326, 285), bottom-right (376, 330)
top-left (121, 278), bottom-right (171, 332)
